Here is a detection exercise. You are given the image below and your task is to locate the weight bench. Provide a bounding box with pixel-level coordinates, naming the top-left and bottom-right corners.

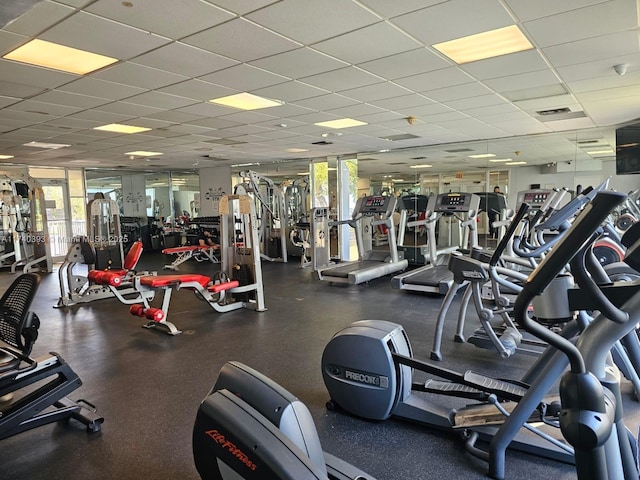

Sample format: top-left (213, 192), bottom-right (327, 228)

top-left (162, 245), bottom-right (219, 271)
top-left (129, 274), bottom-right (243, 335)
top-left (0, 273), bottom-right (103, 439)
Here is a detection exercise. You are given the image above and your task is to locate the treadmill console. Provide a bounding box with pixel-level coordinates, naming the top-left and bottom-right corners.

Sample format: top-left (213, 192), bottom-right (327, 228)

top-left (516, 190), bottom-right (552, 209)
top-left (358, 195), bottom-right (395, 216)
top-left (433, 193), bottom-right (477, 212)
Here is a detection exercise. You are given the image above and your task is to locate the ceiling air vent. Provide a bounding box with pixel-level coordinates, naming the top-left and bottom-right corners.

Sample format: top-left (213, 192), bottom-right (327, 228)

top-left (536, 107), bottom-right (571, 116)
top-left (443, 148), bottom-right (473, 153)
top-left (312, 140), bottom-right (333, 145)
top-left (380, 134), bottom-right (420, 141)
top-left (411, 156), bottom-right (427, 160)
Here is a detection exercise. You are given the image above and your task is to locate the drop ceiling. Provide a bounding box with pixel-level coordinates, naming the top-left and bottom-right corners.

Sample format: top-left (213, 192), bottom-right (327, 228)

top-left (0, 0), bottom-right (638, 177)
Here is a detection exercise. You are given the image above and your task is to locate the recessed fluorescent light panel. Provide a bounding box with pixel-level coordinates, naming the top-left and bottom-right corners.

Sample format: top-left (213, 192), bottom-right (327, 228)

top-left (0, 155), bottom-right (14, 159)
top-left (586, 150), bottom-right (614, 155)
top-left (23, 141), bottom-right (70, 149)
top-left (209, 92), bottom-right (283, 110)
top-left (469, 153), bottom-right (496, 159)
top-left (94, 124), bottom-right (152, 134)
top-left (433, 25), bottom-right (533, 64)
top-left (286, 148), bottom-right (309, 153)
top-left (3, 39), bottom-right (118, 74)
top-left (410, 164), bottom-right (432, 168)
top-left (489, 158), bottom-right (512, 163)
top-left (125, 151), bottom-right (163, 157)
top-left (505, 161), bottom-right (527, 165)
top-left (315, 118), bottom-right (367, 129)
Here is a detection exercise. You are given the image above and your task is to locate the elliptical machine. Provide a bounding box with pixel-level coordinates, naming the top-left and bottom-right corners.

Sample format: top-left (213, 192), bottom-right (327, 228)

top-left (193, 361), bottom-right (376, 480)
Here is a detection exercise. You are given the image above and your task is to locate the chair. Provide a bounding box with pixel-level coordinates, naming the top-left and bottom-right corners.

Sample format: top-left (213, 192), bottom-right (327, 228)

top-left (0, 273), bottom-right (104, 440)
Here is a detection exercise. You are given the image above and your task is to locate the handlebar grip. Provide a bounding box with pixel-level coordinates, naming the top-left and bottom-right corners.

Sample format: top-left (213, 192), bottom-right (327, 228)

top-left (489, 202), bottom-right (530, 266)
top-left (523, 191), bottom-right (626, 296)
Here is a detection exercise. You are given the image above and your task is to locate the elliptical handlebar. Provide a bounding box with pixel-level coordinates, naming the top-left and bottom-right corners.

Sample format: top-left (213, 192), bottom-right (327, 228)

top-left (514, 191), bottom-right (627, 373)
top-left (489, 202), bottom-right (530, 267)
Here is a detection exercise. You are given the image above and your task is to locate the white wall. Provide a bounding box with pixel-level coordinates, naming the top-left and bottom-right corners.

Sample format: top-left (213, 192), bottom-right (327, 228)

top-left (602, 160), bottom-right (640, 193)
top-left (198, 166), bottom-right (232, 216)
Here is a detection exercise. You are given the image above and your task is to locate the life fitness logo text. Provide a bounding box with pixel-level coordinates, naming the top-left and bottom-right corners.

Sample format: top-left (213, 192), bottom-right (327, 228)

top-left (205, 429), bottom-right (257, 471)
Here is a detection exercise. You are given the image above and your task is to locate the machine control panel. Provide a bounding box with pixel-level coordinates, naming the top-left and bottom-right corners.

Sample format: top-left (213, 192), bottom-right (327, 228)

top-left (516, 190), bottom-right (553, 209)
top-left (433, 193), bottom-right (478, 213)
top-left (358, 195), bottom-right (396, 216)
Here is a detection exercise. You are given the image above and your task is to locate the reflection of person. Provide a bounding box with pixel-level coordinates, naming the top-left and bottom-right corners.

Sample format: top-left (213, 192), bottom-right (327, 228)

top-left (488, 186), bottom-right (502, 238)
top-left (198, 230), bottom-right (219, 248)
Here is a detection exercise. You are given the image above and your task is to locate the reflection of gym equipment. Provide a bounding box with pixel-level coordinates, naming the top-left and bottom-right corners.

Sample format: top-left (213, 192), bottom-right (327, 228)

top-left (396, 194), bottom-right (431, 266)
top-left (0, 171), bottom-right (52, 274)
top-left (126, 194), bottom-right (266, 335)
top-left (0, 273), bottom-right (103, 440)
top-left (56, 197), bottom-right (135, 308)
top-left (193, 361), bottom-right (376, 480)
top-left (391, 192), bottom-right (479, 295)
top-left (235, 171), bottom-right (288, 263)
top-left (316, 195), bottom-right (408, 285)
top-left (162, 245), bottom-right (220, 271)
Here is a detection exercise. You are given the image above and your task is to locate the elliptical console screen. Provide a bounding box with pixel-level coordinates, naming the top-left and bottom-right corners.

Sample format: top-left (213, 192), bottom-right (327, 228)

top-left (434, 193), bottom-right (471, 212)
top-left (360, 195), bottom-right (392, 214)
top-left (519, 190), bottom-right (551, 207)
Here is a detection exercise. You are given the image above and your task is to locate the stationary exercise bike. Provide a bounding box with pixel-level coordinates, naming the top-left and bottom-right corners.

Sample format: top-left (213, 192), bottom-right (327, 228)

top-left (193, 361), bottom-right (375, 480)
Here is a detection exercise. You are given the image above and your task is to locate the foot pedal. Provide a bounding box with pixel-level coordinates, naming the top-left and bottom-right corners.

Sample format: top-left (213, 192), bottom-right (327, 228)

top-left (463, 371), bottom-right (527, 401)
top-left (423, 379), bottom-right (487, 400)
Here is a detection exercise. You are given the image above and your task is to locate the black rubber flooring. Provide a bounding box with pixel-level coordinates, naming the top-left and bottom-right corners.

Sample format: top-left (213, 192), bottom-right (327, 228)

top-left (0, 253), bottom-right (637, 480)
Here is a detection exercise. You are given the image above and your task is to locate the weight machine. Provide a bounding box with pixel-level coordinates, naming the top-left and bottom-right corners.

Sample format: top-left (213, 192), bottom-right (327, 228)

top-left (0, 170), bottom-right (52, 274)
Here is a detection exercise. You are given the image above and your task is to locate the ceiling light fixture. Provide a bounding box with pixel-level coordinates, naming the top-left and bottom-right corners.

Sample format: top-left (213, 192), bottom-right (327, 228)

top-left (505, 161), bottom-right (527, 165)
top-left (94, 124), bottom-right (152, 134)
top-left (315, 118), bottom-right (367, 129)
top-left (489, 158), bottom-right (513, 163)
top-left (286, 148), bottom-right (309, 153)
top-left (0, 154), bottom-right (14, 160)
top-left (125, 151), bottom-right (163, 157)
top-left (209, 92), bottom-right (283, 110)
top-left (3, 39), bottom-right (118, 75)
top-left (585, 149), bottom-right (615, 155)
top-left (409, 164), bottom-right (432, 168)
top-left (23, 141), bottom-right (70, 149)
top-left (468, 153), bottom-right (496, 159)
top-left (432, 25), bottom-right (533, 64)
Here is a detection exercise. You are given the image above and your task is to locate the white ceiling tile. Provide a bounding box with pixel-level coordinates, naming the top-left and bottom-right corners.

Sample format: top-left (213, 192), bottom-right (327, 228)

top-left (0, 59), bottom-right (76, 89)
top-left (9, 99), bottom-right (82, 116)
top-left (186, 118), bottom-right (243, 129)
top-left (127, 92), bottom-right (196, 110)
top-left (0, 30), bottom-right (27, 57)
top-left (95, 101), bottom-right (162, 117)
top-left (0, 95), bottom-right (20, 109)
top-left (253, 81), bottom-right (329, 102)
top-left (542, 116), bottom-right (597, 131)
top-left (171, 102), bottom-right (235, 118)
top-left (86, 0), bottom-right (234, 39)
top-left (575, 83), bottom-right (640, 102)
top-left (4, 1), bottom-right (73, 36)
top-left (369, 94), bottom-right (435, 111)
top-left (339, 82), bottom-right (413, 102)
top-left (444, 94), bottom-right (508, 110)
top-left (199, 64), bottom-right (290, 91)
top-left (462, 103), bottom-right (521, 118)
top-left (580, 93), bottom-right (640, 125)
top-left (358, 0), bottom-right (445, 18)
top-left (257, 103), bottom-right (314, 118)
top-left (132, 43), bottom-right (239, 78)
top-left (0, 81), bottom-right (43, 99)
top-left (57, 77), bottom-right (147, 100)
top-left (246, 0), bottom-right (381, 44)
top-left (567, 70), bottom-right (640, 95)
top-left (182, 18), bottom-right (300, 62)
top-left (157, 79), bottom-right (236, 102)
top-left (356, 111), bottom-right (406, 124)
top-left (313, 22), bottom-right (421, 65)
top-left (300, 67), bottom-right (383, 92)
top-left (461, 50), bottom-right (549, 80)
top-left (41, 11), bottom-right (170, 59)
top-left (504, 0), bottom-right (608, 22)
top-left (203, 0), bottom-right (279, 16)
top-left (395, 67), bottom-right (474, 92)
top-left (556, 53), bottom-right (640, 82)
top-left (543, 30), bottom-right (640, 67)
top-left (93, 62), bottom-right (189, 90)
top-left (358, 48), bottom-right (452, 80)
top-left (514, 94), bottom-right (579, 111)
top-left (392, 0), bottom-right (514, 45)
top-left (249, 47), bottom-right (348, 80)
top-left (324, 103), bottom-right (385, 118)
top-left (218, 110), bottom-right (281, 124)
top-left (31, 90), bottom-right (110, 109)
top-left (292, 93), bottom-right (358, 111)
top-left (67, 109), bottom-right (134, 123)
top-left (406, 103), bottom-right (455, 117)
top-left (523, 1), bottom-right (637, 48)
top-left (422, 83), bottom-right (494, 102)
top-left (483, 69), bottom-right (561, 93)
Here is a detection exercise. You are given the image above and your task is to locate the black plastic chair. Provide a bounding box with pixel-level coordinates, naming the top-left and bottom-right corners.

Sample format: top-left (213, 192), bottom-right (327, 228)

top-left (0, 273), bottom-right (41, 375)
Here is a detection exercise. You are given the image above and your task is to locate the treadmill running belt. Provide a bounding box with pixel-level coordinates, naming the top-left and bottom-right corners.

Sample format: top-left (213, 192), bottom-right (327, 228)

top-left (320, 261), bottom-right (384, 278)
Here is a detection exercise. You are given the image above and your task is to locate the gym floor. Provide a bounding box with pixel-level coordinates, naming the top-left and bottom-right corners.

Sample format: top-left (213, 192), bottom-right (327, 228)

top-left (0, 252), bottom-right (637, 480)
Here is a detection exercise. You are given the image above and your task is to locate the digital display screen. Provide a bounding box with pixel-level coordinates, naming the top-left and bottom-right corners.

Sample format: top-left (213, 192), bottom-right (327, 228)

top-left (523, 192), bottom-right (549, 204)
top-left (364, 196), bottom-right (386, 207)
top-left (440, 194), bottom-right (464, 206)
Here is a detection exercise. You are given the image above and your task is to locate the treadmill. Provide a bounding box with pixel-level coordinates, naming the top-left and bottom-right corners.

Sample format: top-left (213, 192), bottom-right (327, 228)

top-left (316, 195), bottom-right (408, 285)
top-left (391, 192), bottom-right (480, 295)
